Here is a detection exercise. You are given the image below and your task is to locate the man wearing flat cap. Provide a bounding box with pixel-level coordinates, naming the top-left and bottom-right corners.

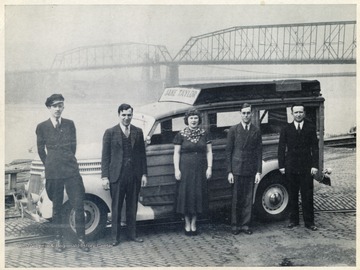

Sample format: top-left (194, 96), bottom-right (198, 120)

top-left (36, 94), bottom-right (90, 253)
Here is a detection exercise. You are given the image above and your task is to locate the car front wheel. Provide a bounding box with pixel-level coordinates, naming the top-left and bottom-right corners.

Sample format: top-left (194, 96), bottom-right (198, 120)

top-left (63, 195), bottom-right (108, 240)
top-left (254, 172), bottom-right (290, 221)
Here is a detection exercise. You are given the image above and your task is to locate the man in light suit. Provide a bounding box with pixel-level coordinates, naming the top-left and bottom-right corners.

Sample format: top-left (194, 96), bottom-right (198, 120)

top-left (226, 103), bottom-right (262, 235)
top-left (101, 103), bottom-right (148, 246)
top-left (36, 94), bottom-right (89, 253)
top-left (278, 103), bottom-right (319, 231)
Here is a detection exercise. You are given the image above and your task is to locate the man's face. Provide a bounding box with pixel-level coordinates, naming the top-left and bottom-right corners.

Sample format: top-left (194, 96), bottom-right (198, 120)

top-left (119, 108), bottom-right (133, 127)
top-left (292, 106), bottom-right (305, 123)
top-left (240, 107), bottom-right (252, 124)
top-left (48, 103), bottom-right (64, 119)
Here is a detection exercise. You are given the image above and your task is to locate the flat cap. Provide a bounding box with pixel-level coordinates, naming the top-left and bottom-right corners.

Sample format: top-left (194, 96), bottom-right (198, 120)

top-left (45, 94), bottom-right (64, 107)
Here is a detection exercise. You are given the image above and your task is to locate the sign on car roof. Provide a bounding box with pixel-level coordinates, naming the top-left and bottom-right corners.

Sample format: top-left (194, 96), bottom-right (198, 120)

top-left (159, 87), bottom-right (201, 105)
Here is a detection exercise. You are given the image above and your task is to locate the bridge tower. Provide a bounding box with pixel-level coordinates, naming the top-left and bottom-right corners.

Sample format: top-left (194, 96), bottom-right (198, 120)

top-left (165, 64), bottom-right (179, 87)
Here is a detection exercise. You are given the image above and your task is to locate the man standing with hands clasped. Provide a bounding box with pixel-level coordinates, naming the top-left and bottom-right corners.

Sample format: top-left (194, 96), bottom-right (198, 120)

top-left (36, 94), bottom-right (90, 253)
top-left (226, 103), bottom-right (262, 235)
top-left (101, 103), bottom-right (148, 247)
top-left (278, 103), bottom-right (319, 231)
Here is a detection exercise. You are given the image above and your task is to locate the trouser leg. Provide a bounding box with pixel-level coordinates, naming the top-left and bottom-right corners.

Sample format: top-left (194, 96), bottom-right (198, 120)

top-left (46, 179), bottom-right (65, 236)
top-left (231, 177), bottom-right (240, 230)
top-left (110, 181), bottom-right (126, 241)
top-left (288, 173), bottom-right (300, 224)
top-left (300, 173), bottom-right (314, 226)
top-left (65, 175), bottom-right (86, 239)
top-left (125, 180), bottom-right (138, 239)
top-left (238, 176), bottom-right (254, 228)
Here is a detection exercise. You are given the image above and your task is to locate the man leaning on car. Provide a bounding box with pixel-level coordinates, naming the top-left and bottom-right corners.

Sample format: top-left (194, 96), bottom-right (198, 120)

top-left (35, 94), bottom-right (90, 253)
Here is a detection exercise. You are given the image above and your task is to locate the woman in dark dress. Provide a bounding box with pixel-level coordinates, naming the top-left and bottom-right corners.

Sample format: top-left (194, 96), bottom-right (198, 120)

top-left (173, 109), bottom-right (213, 235)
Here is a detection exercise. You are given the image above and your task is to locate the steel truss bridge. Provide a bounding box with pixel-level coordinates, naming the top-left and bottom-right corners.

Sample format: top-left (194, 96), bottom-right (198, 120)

top-left (8, 21), bottom-right (355, 86)
top-left (51, 21), bottom-right (356, 72)
top-left (174, 21), bottom-right (356, 65)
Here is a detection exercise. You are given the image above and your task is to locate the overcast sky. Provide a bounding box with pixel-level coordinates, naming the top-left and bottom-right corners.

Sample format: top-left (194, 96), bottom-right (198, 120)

top-left (5, 4), bottom-right (357, 71)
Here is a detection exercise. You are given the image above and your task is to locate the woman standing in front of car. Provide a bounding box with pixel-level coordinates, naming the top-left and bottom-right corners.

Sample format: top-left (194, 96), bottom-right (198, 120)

top-left (173, 109), bottom-right (213, 235)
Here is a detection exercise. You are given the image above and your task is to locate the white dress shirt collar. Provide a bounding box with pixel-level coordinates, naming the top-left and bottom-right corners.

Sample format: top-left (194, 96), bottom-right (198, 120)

top-left (294, 121), bottom-right (304, 129)
top-left (119, 123), bottom-right (130, 134)
top-left (50, 117), bottom-right (61, 128)
top-left (241, 122), bottom-right (251, 130)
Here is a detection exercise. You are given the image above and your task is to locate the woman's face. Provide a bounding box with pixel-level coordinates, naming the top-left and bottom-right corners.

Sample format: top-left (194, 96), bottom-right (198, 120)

top-left (188, 115), bottom-right (200, 129)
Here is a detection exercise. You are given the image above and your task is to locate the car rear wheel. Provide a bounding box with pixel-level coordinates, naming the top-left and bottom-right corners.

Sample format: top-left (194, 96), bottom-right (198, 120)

top-left (254, 172), bottom-right (290, 221)
top-left (63, 195), bottom-right (108, 240)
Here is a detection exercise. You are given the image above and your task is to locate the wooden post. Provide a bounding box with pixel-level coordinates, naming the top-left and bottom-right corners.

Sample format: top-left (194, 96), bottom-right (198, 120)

top-left (8, 173), bottom-right (17, 190)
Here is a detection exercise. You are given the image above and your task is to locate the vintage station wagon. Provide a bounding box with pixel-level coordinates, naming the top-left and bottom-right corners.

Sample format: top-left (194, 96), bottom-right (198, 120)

top-left (25, 79), bottom-right (329, 239)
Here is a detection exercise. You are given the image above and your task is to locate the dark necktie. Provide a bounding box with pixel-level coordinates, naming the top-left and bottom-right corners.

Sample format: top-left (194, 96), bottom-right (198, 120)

top-left (297, 123), bottom-right (301, 133)
top-left (245, 124), bottom-right (249, 131)
top-left (55, 119), bottom-right (60, 130)
top-left (125, 126), bottom-right (130, 138)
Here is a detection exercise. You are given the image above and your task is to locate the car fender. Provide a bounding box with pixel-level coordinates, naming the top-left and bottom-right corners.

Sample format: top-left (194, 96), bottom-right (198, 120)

top-left (80, 174), bottom-right (154, 220)
top-left (253, 159), bottom-right (280, 202)
top-left (81, 174), bottom-right (112, 212)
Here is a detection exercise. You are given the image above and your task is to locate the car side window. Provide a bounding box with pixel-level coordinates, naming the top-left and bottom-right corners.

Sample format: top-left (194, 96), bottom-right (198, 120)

top-left (209, 110), bottom-right (240, 140)
top-left (149, 116), bottom-right (184, 145)
top-left (260, 106), bottom-right (318, 137)
top-left (260, 108), bottom-right (288, 136)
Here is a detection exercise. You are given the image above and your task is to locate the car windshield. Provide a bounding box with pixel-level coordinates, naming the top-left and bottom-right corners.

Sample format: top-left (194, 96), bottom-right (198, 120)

top-left (132, 113), bottom-right (155, 139)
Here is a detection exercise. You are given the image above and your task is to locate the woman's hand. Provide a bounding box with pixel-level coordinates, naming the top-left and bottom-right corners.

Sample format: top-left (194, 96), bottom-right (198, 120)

top-left (175, 169), bottom-right (181, 181)
top-left (206, 167), bottom-right (212, 179)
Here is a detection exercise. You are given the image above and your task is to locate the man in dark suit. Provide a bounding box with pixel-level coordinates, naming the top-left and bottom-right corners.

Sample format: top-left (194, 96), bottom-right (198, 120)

top-left (101, 103), bottom-right (148, 246)
top-left (226, 103), bottom-right (262, 235)
top-left (36, 94), bottom-right (89, 253)
top-left (278, 103), bottom-right (319, 231)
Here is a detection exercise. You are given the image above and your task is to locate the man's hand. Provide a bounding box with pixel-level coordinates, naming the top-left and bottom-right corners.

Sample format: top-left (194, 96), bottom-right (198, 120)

top-left (255, 173), bottom-right (261, 184)
top-left (228, 172), bottom-right (234, 184)
top-left (206, 167), bottom-right (212, 180)
top-left (311, 167), bottom-right (318, 176)
top-left (102, 177), bottom-right (110, 190)
top-left (141, 175), bottom-right (148, 187)
top-left (279, 168), bottom-right (285, 175)
top-left (175, 169), bottom-right (181, 181)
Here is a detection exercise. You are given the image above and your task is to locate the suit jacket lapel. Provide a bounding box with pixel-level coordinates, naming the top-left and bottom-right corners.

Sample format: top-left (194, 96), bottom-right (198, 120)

top-left (130, 125), bottom-right (136, 148)
top-left (115, 125), bottom-right (123, 146)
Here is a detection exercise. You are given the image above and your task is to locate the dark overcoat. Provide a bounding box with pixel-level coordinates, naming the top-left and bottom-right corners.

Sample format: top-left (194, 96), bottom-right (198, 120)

top-left (36, 118), bottom-right (79, 179)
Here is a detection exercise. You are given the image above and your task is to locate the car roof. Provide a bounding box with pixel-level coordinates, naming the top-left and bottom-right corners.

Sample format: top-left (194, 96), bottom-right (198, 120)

top-left (173, 80), bottom-right (321, 105)
top-left (137, 79), bottom-right (321, 120)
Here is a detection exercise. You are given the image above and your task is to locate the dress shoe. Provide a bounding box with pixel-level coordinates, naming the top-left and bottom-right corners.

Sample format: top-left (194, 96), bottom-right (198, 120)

top-left (287, 222), bottom-right (299, 229)
top-left (129, 237), bottom-right (144, 243)
top-left (191, 230), bottom-right (198, 236)
top-left (232, 230), bottom-right (240, 235)
top-left (78, 239), bottom-right (90, 252)
top-left (112, 240), bottom-right (120, 246)
top-left (184, 229), bottom-right (192, 236)
top-left (240, 228), bottom-right (253, 235)
top-left (53, 237), bottom-right (65, 253)
top-left (305, 225), bottom-right (318, 231)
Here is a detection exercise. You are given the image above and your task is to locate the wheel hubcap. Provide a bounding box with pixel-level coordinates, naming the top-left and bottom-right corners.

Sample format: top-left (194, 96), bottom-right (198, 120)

top-left (69, 200), bottom-right (101, 234)
top-left (262, 184), bottom-right (289, 214)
